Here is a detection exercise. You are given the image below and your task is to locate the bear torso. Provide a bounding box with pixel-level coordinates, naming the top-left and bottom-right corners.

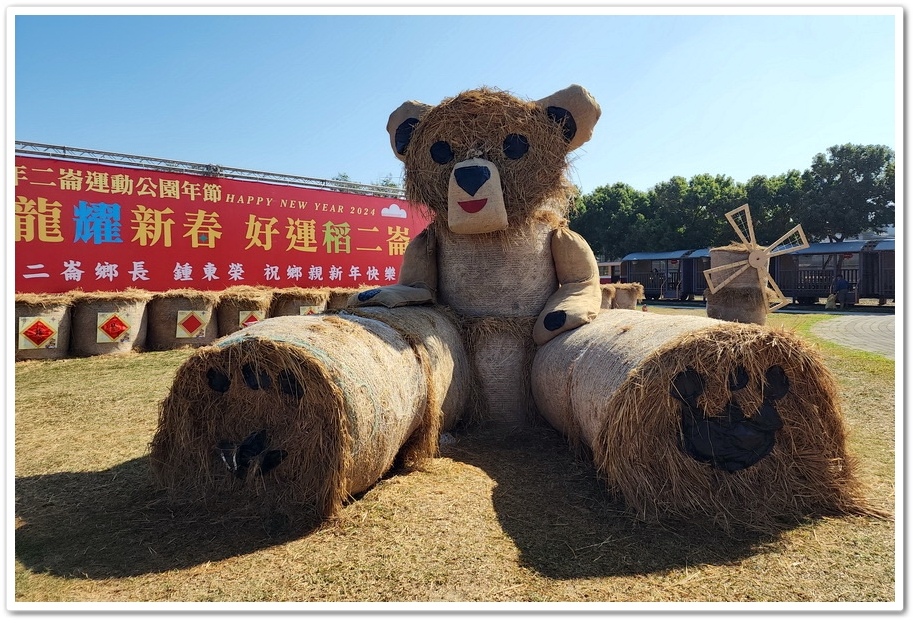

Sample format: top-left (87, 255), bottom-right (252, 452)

top-left (437, 220), bottom-right (558, 317)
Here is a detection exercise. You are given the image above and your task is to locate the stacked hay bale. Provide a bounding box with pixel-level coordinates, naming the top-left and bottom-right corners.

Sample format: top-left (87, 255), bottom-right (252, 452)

top-left (610, 282), bottom-right (644, 309)
top-left (146, 288), bottom-right (221, 351)
top-left (215, 285), bottom-right (274, 336)
top-left (269, 287), bottom-right (330, 317)
top-left (705, 243), bottom-right (768, 325)
top-left (599, 284), bottom-right (616, 309)
top-left (70, 289), bottom-right (152, 357)
top-left (327, 287), bottom-right (363, 312)
top-left (532, 309), bottom-right (872, 530)
top-left (15, 293), bottom-right (74, 361)
top-left (150, 306), bottom-right (469, 519)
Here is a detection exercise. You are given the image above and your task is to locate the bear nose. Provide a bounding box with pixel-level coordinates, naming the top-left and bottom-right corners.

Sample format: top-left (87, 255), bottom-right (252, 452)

top-left (454, 165), bottom-right (491, 196)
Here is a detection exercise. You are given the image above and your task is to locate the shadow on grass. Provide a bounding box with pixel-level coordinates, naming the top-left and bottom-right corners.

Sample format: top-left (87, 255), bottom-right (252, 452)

top-left (16, 420), bottom-right (793, 582)
top-left (14, 457), bottom-right (322, 579)
top-left (441, 420), bottom-right (791, 580)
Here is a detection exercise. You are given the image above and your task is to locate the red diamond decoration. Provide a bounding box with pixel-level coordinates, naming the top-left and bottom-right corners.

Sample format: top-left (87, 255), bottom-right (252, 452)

top-left (22, 318), bottom-right (55, 348)
top-left (241, 312), bottom-right (260, 328)
top-left (99, 314), bottom-right (130, 341)
top-left (179, 312), bottom-right (204, 336)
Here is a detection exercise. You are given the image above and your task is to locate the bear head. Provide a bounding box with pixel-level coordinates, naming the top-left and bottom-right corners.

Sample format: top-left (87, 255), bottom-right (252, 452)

top-left (387, 85), bottom-right (601, 234)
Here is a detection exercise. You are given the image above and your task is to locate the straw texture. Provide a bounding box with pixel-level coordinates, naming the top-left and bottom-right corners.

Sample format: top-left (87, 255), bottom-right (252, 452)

top-left (327, 288), bottom-right (362, 311)
top-left (705, 287), bottom-right (768, 325)
top-left (707, 246), bottom-right (768, 324)
top-left (611, 283), bottom-right (644, 309)
top-left (437, 217), bottom-right (560, 317)
top-left (401, 88), bottom-right (577, 230)
top-left (599, 285), bottom-right (616, 309)
top-left (461, 316), bottom-right (538, 424)
top-left (344, 305), bottom-right (470, 434)
top-left (269, 287), bottom-right (330, 317)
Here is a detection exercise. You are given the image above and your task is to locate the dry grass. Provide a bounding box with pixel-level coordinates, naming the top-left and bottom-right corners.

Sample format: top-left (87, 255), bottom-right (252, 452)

top-left (12, 309), bottom-right (896, 607)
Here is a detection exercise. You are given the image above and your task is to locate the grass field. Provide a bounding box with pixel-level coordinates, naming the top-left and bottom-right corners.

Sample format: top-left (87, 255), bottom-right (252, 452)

top-left (12, 308), bottom-right (898, 609)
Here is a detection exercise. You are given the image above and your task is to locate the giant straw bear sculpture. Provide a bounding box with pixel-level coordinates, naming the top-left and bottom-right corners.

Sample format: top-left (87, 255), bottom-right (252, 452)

top-left (151, 85), bottom-right (872, 530)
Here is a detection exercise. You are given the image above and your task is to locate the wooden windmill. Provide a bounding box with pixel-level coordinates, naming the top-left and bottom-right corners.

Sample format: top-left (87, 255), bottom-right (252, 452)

top-left (704, 204), bottom-right (809, 321)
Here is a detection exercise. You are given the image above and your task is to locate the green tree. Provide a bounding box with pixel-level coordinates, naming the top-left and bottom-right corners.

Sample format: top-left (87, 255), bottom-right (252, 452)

top-left (569, 182), bottom-right (650, 260)
top-left (744, 170), bottom-right (805, 244)
top-left (644, 174), bottom-right (745, 251)
top-left (797, 144), bottom-right (895, 242)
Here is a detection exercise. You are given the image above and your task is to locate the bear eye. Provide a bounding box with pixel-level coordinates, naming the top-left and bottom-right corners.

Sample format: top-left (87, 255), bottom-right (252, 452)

top-left (503, 134), bottom-right (529, 160)
top-left (430, 141), bottom-right (454, 165)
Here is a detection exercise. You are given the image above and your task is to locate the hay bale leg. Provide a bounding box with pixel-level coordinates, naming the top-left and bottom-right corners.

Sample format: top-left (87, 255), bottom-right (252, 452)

top-left (532, 309), bottom-right (868, 529)
top-left (462, 317), bottom-right (538, 425)
top-left (151, 308), bottom-right (468, 520)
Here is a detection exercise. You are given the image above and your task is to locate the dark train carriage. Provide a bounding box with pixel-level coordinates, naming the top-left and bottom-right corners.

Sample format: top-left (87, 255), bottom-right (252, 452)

top-left (774, 239), bottom-right (895, 305)
top-left (681, 248), bottom-right (711, 300)
top-left (860, 239), bottom-right (895, 304)
top-left (620, 249), bottom-right (694, 300)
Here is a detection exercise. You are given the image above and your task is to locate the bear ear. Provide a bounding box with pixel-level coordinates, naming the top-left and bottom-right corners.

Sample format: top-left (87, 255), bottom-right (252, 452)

top-left (535, 84), bottom-right (601, 152)
top-left (387, 100), bottom-right (432, 162)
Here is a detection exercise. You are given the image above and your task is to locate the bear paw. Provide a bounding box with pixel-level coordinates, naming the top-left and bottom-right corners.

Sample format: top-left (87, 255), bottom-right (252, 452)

top-left (670, 365), bottom-right (788, 472)
top-left (207, 364), bottom-right (298, 479)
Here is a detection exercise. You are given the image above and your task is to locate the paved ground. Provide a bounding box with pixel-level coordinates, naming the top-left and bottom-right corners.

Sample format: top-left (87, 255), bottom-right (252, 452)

top-left (809, 313), bottom-right (897, 360)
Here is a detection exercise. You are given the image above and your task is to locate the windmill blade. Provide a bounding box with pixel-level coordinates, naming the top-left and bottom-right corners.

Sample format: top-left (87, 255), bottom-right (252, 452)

top-left (704, 260), bottom-right (751, 294)
top-left (756, 262), bottom-right (769, 293)
top-left (764, 274), bottom-right (790, 312)
top-left (724, 204), bottom-right (757, 247)
top-left (765, 224), bottom-right (810, 257)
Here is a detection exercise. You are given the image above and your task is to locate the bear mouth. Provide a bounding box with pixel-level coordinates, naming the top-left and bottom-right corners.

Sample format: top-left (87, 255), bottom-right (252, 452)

top-left (458, 199), bottom-right (488, 213)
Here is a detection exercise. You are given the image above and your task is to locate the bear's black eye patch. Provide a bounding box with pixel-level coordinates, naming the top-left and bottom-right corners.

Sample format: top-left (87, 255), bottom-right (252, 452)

top-left (430, 141), bottom-right (454, 165)
top-left (503, 134), bottom-right (529, 160)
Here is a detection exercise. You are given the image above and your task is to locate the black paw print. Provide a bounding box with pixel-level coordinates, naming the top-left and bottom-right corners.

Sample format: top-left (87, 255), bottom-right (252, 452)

top-left (217, 429), bottom-right (288, 479)
top-left (207, 362), bottom-right (297, 478)
top-left (670, 365), bottom-right (788, 472)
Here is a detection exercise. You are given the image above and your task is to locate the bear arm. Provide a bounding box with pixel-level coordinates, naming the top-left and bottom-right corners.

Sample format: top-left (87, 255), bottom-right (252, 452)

top-left (347, 226), bottom-right (437, 309)
top-left (533, 227), bottom-right (601, 345)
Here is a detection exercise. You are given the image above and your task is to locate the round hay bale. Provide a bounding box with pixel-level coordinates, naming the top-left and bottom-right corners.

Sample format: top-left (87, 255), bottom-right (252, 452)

top-left (69, 289), bottom-right (152, 357)
top-left (344, 305), bottom-right (470, 433)
top-left (705, 287), bottom-right (767, 325)
top-left (599, 284), bottom-right (616, 309)
top-left (216, 285), bottom-right (274, 336)
top-left (532, 309), bottom-right (872, 530)
top-left (269, 287), bottom-right (330, 317)
top-left (461, 316), bottom-right (537, 424)
top-left (437, 217), bottom-right (560, 317)
top-left (611, 282), bottom-right (644, 309)
top-left (145, 289), bottom-right (220, 351)
top-left (150, 312), bottom-right (440, 520)
top-left (15, 293), bottom-right (74, 361)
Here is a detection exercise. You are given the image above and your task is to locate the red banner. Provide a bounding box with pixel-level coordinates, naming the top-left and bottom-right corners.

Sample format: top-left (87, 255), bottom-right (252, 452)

top-left (14, 156), bottom-right (430, 293)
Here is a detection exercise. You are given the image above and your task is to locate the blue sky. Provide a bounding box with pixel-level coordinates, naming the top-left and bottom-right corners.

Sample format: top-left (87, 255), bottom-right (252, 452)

top-left (12, 7), bottom-right (900, 194)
